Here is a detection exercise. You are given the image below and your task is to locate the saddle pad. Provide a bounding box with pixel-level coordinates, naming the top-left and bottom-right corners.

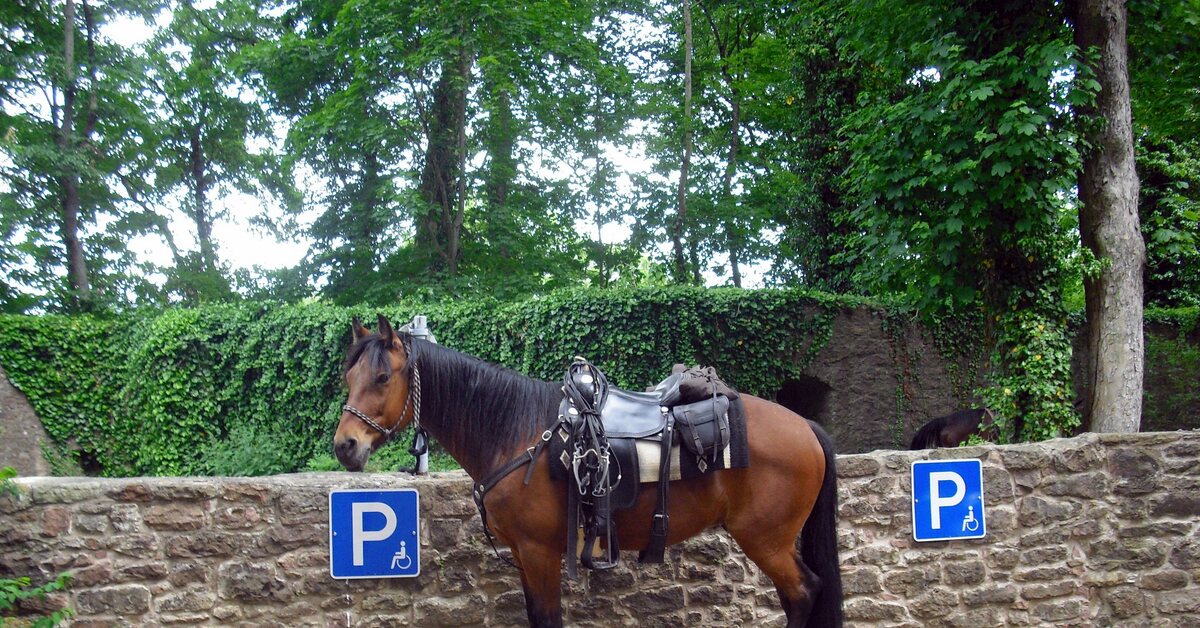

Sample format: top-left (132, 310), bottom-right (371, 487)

top-left (638, 396), bottom-right (749, 482)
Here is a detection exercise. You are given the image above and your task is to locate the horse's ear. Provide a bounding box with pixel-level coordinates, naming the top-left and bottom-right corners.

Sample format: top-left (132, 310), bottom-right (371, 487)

top-left (351, 316), bottom-right (368, 341)
top-left (377, 314), bottom-right (395, 349)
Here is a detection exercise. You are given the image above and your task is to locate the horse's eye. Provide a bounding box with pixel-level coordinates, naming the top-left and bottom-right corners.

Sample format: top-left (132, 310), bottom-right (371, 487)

top-left (375, 372), bottom-right (390, 386)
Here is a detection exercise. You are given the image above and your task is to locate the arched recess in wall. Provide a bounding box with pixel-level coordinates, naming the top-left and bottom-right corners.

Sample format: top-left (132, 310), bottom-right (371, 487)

top-left (775, 375), bottom-right (832, 425)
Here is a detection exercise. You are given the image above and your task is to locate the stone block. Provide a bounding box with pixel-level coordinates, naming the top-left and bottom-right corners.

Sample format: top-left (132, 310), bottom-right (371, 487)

top-left (841, 567), bottom-right (882, 595)
top-left (962, 584), bottom-right (1017, 607)
top-left (1051, 444), bottom-right (1104, 473)
top-left (1108, 448), bottom-right (1162, 494)
top-left (982, 466), bottom-right (1014, 503)
top-left (837, 456), bottom-right (881, 478)
top-left (1169, 540), bottom-right (1200, 570)
top-left (164, 530), bottom-right (247, 558)
top-left (1021, 580), bottom-right (1079, 600)
top-left (1087, 538), bottom-right (1168, 571)
top-left (426, 517), bottom-right (462, 547)
top-left (262, 522), bottom-right (324, 553)
top-left (1139, 569), bottom-right (1189, 591)
top-left (908, 587), bottom-right (959, 619)
top-left (883, 565), bottom-right (940, 597)
top-left (167, 562), bottom-right (210, 587)
top-left (844, 598), bottom-right (907, 622)
top-left (1156, 588), bottom-right (1200, 615)
top-left (1151, 493), bottom-right (1200, 518)
top-left (212, 504), bottom-right (264, 529)
top-left (41, 506), bottom-right (69, 537)
top-left (217, 561), bottom-right (289, 602)
top-left (114, 562), bottom-right (169, 583)
top-left (1032, 597), bottom-right (1085, 622)
top-left (1041, 471), bottom-right (1110, 499)
top-left (413, 592), bottom-right (487, 626)
top-left (1017, 495), bottom-right (1079, 526)
top-left (1105, 585), bottom-right (1146, 618)
top-left (154, 586), bottom-right (216, 613)
top-left (75, 584), bottom-right (152, 615)
top-left (1014, 565), bottom-right (1074, 583)
top-left (999, 447), bottom-right (1049, 470)
top-left (943, 560), bottom-right (985, 586)
top-left (143, 503), bottom-right (208, 531)
top-left (618, 584), bottom-right (686, 615)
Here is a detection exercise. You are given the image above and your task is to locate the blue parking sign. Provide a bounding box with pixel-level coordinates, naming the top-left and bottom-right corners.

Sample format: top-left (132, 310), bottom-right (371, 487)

top-left (329, 488), bottom-right (420, 578)
top-left (911, 459), bottom-right (985, 542)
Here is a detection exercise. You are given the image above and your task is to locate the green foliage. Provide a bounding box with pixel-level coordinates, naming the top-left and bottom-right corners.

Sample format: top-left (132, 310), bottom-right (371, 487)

top-left (0, 573), bottom-right (72, 628)
top-left (1138, 138), bottom-right (1200, 308)
top-left (0, 288), bottom-right (867, 476)
top-left (0, 466), bottom-right (19, 499)
top-left (838, 2), bottom-right (1087, 439)
top-left (978, 307), bottom-right (1079, 442)
top-left (1143, 307), bottom-right (1200, 432)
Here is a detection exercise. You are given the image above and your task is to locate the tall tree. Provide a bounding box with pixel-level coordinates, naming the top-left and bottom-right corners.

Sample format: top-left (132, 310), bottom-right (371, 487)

top-left (1072, 0), bottom-right (1144, 433)
top-left (130, 0), bottom-right (295, 304)
top-left (1, 0), bottom-right (160, 312)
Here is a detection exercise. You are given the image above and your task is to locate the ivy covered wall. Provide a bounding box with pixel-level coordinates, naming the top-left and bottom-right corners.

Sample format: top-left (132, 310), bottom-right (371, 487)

top-left (0, 288), bottom-right (1194, 477)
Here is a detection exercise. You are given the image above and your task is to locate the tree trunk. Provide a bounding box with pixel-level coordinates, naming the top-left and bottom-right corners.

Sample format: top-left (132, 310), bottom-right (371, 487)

top-left (189, 125), bottom-right (216, 272)
top-left (1073, 0), bottom-right (1144, 433)
top-left (671, 0), bottom-right (694, 284)
top-left (417, 46), bottom-right (471, 277)
top-left (56, 0), bottom-right (91, 309)
top-left (723, 97), bottom-right (742, 287)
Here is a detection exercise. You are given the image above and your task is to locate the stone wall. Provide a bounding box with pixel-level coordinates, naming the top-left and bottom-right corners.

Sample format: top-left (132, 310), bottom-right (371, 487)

top-left (2, 431), bottom-right (1198, 627)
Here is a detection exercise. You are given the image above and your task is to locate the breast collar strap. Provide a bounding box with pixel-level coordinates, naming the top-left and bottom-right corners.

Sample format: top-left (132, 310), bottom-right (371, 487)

top-left (473, 419), bottom-right (568, 567)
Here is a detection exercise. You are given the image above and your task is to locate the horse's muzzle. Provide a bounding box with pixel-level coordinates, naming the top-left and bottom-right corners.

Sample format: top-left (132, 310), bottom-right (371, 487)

top-left (334, 436), bottom-right (368, 472)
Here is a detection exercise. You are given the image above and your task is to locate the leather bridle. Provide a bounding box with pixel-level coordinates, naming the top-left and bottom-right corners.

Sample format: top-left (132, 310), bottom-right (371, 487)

top-left (343, 336), bottom-right (423, 448)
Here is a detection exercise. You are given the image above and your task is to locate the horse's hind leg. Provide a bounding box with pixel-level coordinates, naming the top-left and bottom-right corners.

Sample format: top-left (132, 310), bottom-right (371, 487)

top-left (735, 538), bottom-right (820, 627)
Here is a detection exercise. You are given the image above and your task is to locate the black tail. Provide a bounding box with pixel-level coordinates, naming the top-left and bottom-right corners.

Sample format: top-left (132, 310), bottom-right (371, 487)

top-left (909, 415), bottom-right (946, 450)
top-left (801, 420), bottom-right (843, 627)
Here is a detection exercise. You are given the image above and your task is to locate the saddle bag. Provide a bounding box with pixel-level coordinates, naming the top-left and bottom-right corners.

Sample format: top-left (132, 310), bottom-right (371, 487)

top-left (671, 395), bottom-right (731, 465)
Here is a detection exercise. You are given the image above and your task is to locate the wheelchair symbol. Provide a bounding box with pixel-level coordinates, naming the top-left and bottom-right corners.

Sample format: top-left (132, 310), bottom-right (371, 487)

top-left (390, 540), bottom-right (412, 571)
top-left (961, 505), bottom-right (980, 533)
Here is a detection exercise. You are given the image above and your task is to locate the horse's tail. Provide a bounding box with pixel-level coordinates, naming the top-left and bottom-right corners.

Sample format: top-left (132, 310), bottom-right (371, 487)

top-left (909, 416), bottom-right (945, 450)
top-left (802, 420), bottom-right (844, 627)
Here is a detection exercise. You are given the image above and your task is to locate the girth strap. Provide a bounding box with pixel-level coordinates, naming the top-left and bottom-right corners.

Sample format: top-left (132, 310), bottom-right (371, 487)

top-left (639, 411), bottom-right (675, 564)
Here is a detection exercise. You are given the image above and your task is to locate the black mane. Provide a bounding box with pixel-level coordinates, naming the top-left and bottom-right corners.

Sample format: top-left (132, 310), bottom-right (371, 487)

top-left (348, 333), bottom-right (561, 473)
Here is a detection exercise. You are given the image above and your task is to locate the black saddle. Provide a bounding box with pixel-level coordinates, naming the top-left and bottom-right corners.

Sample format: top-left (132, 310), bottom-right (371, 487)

top-left (554, 358), bottom-right (737, 578)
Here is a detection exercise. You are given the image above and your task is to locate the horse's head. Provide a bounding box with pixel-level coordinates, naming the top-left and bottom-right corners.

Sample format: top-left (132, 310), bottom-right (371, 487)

top-left (333, 314), bottom-right (417, 471)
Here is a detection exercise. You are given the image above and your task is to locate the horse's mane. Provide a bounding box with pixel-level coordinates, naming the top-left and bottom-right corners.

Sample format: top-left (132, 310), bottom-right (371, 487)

top-left (351, 333), bottom-right (560, 469)
top-left (909, 415), bottom-right (948, 450)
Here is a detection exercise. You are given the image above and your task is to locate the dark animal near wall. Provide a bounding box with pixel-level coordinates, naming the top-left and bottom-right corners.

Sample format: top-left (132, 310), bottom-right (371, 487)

top-left (909, 408), bottom-right (997, 450)
top-left (332, 316), bottom-right (843, 627)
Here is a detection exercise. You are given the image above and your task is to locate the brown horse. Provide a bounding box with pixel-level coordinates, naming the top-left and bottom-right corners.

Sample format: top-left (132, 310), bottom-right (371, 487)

top-left (333, 316), bottom-right (843, 627)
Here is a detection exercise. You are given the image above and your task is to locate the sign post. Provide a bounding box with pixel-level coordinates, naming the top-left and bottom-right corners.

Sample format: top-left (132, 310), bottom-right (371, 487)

top-left (911, 458), bottom-right (986, 542)
top-left (329, 488), bottom-right (420, 578)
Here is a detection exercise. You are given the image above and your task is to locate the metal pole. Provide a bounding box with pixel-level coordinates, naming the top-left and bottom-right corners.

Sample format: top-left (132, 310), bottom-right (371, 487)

top-left (403, 315), bottom-right (435, 475)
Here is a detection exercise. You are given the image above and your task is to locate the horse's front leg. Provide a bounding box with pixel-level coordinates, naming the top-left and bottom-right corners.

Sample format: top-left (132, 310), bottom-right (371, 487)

top-left (512, 541), bottom-right (564, 628)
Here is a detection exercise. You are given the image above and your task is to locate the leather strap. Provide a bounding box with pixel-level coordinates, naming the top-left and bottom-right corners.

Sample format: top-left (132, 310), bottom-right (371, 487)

top-left (639, 410), bottom-right (674, 563)
top-left (472, 424), bottom-right (562, 568)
